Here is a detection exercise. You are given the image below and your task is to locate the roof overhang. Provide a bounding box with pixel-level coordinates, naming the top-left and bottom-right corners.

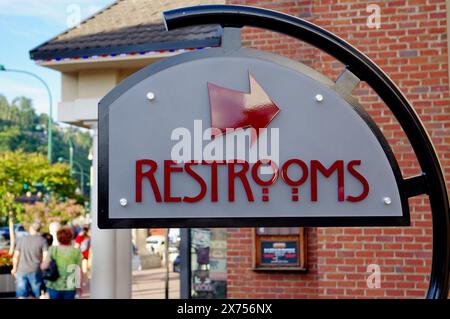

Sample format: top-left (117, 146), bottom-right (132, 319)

top-left (30, 37), bottom-right (220, 61)
top-left (35, 48), bottom-right (199, 72)
top-left (31, 38), bottom-right (221, 72)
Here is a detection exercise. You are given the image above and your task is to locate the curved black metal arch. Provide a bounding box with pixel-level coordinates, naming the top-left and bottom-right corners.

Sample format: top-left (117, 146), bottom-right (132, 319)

top-left (163, 4), bottom-right (450, 299)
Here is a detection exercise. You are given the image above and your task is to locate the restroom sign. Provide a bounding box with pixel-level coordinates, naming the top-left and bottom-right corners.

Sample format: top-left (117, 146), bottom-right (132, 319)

top-left (98, 47), bottom-right (410, 229)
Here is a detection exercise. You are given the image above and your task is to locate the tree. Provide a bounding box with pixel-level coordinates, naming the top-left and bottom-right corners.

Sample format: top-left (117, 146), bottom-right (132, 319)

top-left (0, 151), bottom-right (78, 254)
top-left (12, 97), bottom-right (38, 129)
top-left (0, 94), bottom-right (92, 196)
top-left (0, 126), bottom-right (42, 152)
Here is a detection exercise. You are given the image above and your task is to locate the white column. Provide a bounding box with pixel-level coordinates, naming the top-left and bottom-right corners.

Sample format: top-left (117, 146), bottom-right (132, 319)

top-left (135, 229), bottom-right (148, 255)
top-left (115, 229), bottom-right (132, 298)
top-left (89, 123), bottom-right (117, 298)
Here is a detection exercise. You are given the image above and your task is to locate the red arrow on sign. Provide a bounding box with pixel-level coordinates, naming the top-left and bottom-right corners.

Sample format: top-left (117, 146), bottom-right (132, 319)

top-left (207, 72), bottom-right (280, 143)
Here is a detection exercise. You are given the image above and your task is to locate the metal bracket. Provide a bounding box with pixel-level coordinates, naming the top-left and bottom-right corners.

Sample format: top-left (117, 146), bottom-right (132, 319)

top-left (334, 68), bottom-right (360, 96)
top-left (221, 27), bottom-right (242, 50)
top-left (403, 174), bottom-right (429, 198)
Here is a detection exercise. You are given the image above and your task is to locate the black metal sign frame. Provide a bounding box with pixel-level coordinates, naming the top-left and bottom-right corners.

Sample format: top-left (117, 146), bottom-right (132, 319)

top-left (161, 5), bottom-right (450, 299)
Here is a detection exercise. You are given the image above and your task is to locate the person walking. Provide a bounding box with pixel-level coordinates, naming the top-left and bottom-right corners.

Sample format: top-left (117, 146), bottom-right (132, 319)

top-left (43, 227), bottom-right (82, 299)
top-left (74, 226), bottom-right (90, 291)
top-left (74, 226), bottom-right (90, 262)
top-left (11, 221), bottom-right (48, 299)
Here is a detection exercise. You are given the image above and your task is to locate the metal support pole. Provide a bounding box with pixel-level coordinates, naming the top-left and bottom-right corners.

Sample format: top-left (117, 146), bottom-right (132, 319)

top-left (165, 228), bottom-right (170, 299)
top-left (69, 138), bottom-right (74, 175)
top-left (59, 156), bottom-right (85, 195)
top-left (73, 162), bottom-right (85, 195)
top-left (180, 228), bottom-right (191, 299)
top-left (80, 169), bottom-right (84, 195)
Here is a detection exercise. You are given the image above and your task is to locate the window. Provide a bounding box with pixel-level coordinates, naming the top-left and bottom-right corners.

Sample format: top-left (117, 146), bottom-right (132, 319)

top-left (254, 227), bottom-right (307, 271)
top-left (191, 228), bottom-right (227, 298)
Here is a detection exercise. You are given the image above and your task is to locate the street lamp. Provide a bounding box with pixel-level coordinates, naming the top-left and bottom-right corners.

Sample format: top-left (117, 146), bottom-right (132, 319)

top-left (0, 64), bottom-right (53, 163)
top-left (58, 157), bottom-right (87, 195)
top-left (69, 138), bottom-right (74, 175)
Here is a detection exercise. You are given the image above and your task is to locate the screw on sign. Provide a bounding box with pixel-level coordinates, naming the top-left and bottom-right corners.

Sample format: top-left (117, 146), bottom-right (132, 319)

top-left (119, 198), bottom-right (128, 206)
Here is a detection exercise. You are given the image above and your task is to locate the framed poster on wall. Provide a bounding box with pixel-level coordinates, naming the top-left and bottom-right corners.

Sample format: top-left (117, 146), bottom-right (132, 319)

top-left (254, 228), bottom-right (307, 271)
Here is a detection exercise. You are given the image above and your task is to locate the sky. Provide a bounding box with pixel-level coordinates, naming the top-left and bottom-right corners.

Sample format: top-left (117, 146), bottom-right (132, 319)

top-left (0, 0), bottom-right (114, 119)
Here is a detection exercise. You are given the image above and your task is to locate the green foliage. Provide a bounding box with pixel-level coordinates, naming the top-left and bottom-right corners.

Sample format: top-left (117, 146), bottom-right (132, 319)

top-left (0, 151), bottom-right (80, 223)
top-left (0, 126), bottom-right (43, 153)
top-left (0, 95), bottom-right (90, 229)
top-left (0, 94), bottom-right (92, 195)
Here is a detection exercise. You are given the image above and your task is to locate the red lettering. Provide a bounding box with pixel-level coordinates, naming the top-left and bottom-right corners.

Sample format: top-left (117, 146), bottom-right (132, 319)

top-left (136, 159), bottom-right (162, 202)
top-left (228, 161), bottom-right (254, 202)
top-left (209, 160), bottom-right (226, 202)
top-left (346, 160), bottom-right (369, 202)
top-left (311, 160), bottom-right (345, 202)
top-left (281, 159), bottom-right (309, 186)
top-left (184, 162), bottom-right (207, 203)
top-left (251, 160), bottom-right (279, 186)
top-left (164, 160), bottom-right (182, 202)
top-left (136, 158), bottom-right (369, 204)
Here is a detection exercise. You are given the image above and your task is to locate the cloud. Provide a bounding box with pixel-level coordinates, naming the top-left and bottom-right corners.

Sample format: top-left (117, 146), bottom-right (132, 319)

top-left (87, 5), bottom-right (103, 15)
top-left (7, 26), bottom-right (49, 38)
top-left (0, 77), bottom-right (46, 96)
top-left (0, 77), bottom-right (58, 117)
top-left (0, 0), bottom-right (112, 25)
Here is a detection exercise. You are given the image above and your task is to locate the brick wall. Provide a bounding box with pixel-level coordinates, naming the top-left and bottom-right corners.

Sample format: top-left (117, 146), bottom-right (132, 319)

top-left (226, 0), bottom-right (449, 298)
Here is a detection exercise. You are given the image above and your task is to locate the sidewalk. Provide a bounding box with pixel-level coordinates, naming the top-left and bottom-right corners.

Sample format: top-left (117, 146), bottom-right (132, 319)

top-left (81, 267), bottom-right (180, 299)
top-left (132, 268), bottom-right (180, 299)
